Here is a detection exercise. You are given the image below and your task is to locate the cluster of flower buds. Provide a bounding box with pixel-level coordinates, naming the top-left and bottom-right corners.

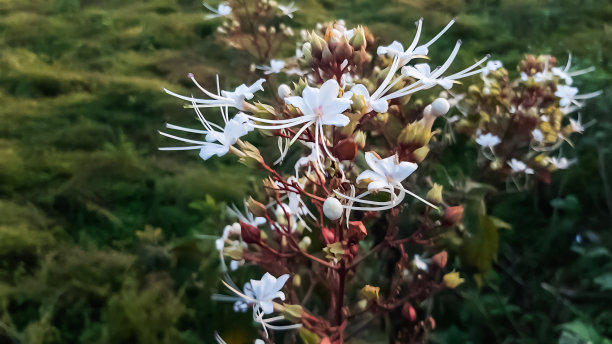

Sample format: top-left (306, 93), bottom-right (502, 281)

top-left (207, 0), bottom-right (298, 61)
top-left (448, 54), bottom-right (600, 185)
top-left (158, 5), bottom-right (595, 342)
top-left (299, 21), bottom-right (375, 84)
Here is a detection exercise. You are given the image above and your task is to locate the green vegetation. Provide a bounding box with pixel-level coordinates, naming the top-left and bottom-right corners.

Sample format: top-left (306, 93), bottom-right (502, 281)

top-left (0, 0), bottom-right (610, 342)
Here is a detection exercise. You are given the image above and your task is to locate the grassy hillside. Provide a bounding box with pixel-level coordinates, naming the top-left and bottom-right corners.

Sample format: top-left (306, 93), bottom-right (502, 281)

top-left (0, 0), bottom-right (610, 343)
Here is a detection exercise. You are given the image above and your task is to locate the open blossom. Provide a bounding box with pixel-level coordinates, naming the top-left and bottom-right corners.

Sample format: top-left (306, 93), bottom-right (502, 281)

top-left (476, 133), bottom-right (501, 148)
top-left (481, 60), bottom-right (503, 76)
top-left (278, 2), bottom-right (298, 18)
top-left (204, 2), bottom-right (232, 19)
top-left (257, 59), bottom-right (285, 74)
top-left (356, 152), bottom-right (417, 192)
top-left (334, 152), bottom-right (436, 212)
top-left (554, 85), bottom-right (602, 108)
top-left (413, 254), bottom-right (429, 271)
top-left (377, 18), bottom-right (455, 65)
top-left (233, 273), bottom-right (289, 314)
top-left (164, 74), bottom-right (265, 111)
top-left (569, 115), bottom-right (585, 133)
top-left (159, 107), bottom-right (253, 160)
top-left (547, 156), bottom-right (576, 169)
top-left (350, 84), bottom-right (389, 113)
top-left (532, 129), bottom-right (544, 142)
top-left (551, 54), bottom-right (595, 85)
top-left (508, 159), bottom-right (534, 174)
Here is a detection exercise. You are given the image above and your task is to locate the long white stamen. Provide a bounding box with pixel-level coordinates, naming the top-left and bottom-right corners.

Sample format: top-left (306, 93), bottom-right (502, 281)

top-left (431, 40), bottom-right (462, 79)
top-left (567, 66), bottom-right (595, 76)
top-left (289, 121), bottom-right (314, 145)
top-left (421, 18), bottom-right (455, 48)
top-left (372, 56), bottom-right (401, 99)
top-left (446, 55), bottom-right (490, 79)
top-left (319, 123), bottom-right (337, 161)
top-left (564, 53), bottom-right (572, 73)
top-left (158, 131), bottom-right (206, 144)
top-left (397, 184), bottom-right (439, 209)
top-left (165, 123), bottom-right (208, 134)
top-left (158, 145), bottom-right (202, 151)
top-left (405, 18), bottom-right (424, 54)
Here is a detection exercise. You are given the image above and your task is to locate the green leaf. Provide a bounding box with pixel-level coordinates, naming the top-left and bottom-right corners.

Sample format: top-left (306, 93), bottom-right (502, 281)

top-left (594, 273), bottom-right (612, 291)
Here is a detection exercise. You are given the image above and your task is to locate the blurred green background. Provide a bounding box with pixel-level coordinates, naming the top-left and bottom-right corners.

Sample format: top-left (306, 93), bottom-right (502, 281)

top-left (0, 0), bottom-right (610, 343)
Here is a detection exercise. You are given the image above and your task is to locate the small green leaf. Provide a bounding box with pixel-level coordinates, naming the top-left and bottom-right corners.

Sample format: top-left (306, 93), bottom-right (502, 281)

top-left (298, 328), bottom-right (320, 344)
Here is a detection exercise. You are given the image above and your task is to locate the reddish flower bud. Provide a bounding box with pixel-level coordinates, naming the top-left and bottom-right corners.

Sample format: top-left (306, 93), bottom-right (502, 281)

top-left (333, 138), bottom-right (358, 161)
top-left (401, 303), bottom-right (417, 322)
top-left (347, 221), bottom-right (367, 242)
top-left (240, 221), bottom-right (261, 244)
top-left (443, 205), bottom-right (464, 226)
top-left (321, 226), bottom-right (335, 245)
top-left (431, 251), bottom-right (448, 268)
top-left (427, 316), bottom-right (436, 330)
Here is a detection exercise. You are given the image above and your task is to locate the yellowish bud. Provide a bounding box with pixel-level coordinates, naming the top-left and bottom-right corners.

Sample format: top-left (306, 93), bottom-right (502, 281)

top-left (359, 285), bottom-right (380, 301)
top-left (443, 271), bottom-right (465, 288)
top-left (426, 183), bottom-right (444, 205)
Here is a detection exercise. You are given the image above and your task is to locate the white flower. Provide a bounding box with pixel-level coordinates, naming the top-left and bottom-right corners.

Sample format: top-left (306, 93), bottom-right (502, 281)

top-left (551, 54), bottom-right (595, 85)
top-left (257, 59), bottom-right (285, 74)
top-left (335, 152), bottom-right (436, 212)
top-left (350, 84), bottom-right (389, 113)
top-left (413, 254), bottom-right (429, 271)
top-left (329, 20), bottom-right (354, 41)
top-left (377, 18), bottom-right (455, 65)
top-left (215, 223), bottom-right (241, 251)
top-left (245, 79), bottom-right (350, 167)
top-left (233, 273), bottom-right (289, 315)
top-left (569, 115), bottom-right (585, 133)
top-left (547, 156), bottom-right (576, 169)
top-left (508, 159), bottom-right (534, 174)
top-left (356, 152), bottom-right (418, 192)
top-left (476, 133), bottom-right (501, 148)
top-left (555, 85), bottom-right (602, 108)
top-left (227, 202), bottom-right (266, 228)
top-left (164, 74), bottom-right (265, 111)
top-left (481, 60), bottom-right (502, 76)
top-left (159, 107), bottom-right (253, 160)
top-left (204, 2), bottom-right (232, 19)
top-left (278, 2), bottom-right (297, 18)
top-left (532, 129), bottom-right (544, 142)
top-left (399, 41), bottom-right (490, 93)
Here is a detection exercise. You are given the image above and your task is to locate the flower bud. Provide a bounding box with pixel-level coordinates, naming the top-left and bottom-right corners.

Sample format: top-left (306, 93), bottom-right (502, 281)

top-left (323, 197), bottom-right (343, 220)
top-left (335, 37), bottom-right (353, 62)
top-left (443, 205), bottom-right (464, 226)
top-left (278, 84), bottom-right (291, 99)
top-left (443, 271), bottom-right (464, 288)
top-left (298, 236), bottom-right (312, 250)
top-left (309, 32), bottom-right (325, 58)
top-left (401, 303), bottom-right (417, 322)
top-left (430, 98), bottom-right (450, 117)
top-left (426, 183), bottom-right (443, 205)
top-left (321, 44), bottom-right (333, 64)
top-left (240, 221), bottom-right (261, 244)
top-left (292, 275), bottom-right (302, 287)
top-left (321, 226), bottom-right (335, 244)
top-left (431, 251), bottom-right (448, 268)
top-left (247, 197), bottom-right (267, 217)
top-left (398, 122), bottom-right (431, 147)
top-left (349, 26), bottom-right (367, 49)
top-left (333, 138), bottom-right (358, 161)
top-left (412, 146), bottom-right (430, 163)
top-left (359, 285), bottom-right (380, 301)
top-left (354, 131), bottom-right (366, 148)
top-left (347, 221), bottom-right (367, 242)
top-left (350, 93), bottom-right (367, 113)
